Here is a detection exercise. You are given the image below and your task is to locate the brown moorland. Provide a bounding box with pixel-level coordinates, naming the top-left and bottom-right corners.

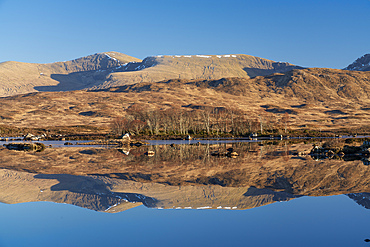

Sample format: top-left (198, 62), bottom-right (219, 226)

top-left (0, 68), bottom-right (370, 135)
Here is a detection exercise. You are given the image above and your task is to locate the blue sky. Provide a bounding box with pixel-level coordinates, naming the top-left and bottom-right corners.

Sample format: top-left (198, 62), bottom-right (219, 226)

top-left (0, 0), bottom-right (369, 68)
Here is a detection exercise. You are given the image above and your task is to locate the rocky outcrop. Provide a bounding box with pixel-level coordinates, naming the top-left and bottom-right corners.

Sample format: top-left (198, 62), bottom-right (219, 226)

top-left (344, 54), bottom-right (370, 71)
top-left (310, 140), bottom-right (370, 165)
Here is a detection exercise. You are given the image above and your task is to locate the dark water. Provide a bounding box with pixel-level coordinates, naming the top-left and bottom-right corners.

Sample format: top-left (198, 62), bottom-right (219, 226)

top-left (1, 139), bottom-right (370, 246)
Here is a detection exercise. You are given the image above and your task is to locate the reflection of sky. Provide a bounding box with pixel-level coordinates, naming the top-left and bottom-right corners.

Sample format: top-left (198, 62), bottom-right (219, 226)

top-left (0, 195), bottom-right (369, 247)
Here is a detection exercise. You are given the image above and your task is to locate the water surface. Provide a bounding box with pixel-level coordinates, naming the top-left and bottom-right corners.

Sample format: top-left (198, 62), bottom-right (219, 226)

top-left (1, 139), bottom-right (370, 246)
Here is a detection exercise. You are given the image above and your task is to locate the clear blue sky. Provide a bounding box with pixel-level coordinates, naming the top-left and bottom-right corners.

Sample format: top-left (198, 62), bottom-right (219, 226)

top-left (0, 0), bottom-right (369, 68)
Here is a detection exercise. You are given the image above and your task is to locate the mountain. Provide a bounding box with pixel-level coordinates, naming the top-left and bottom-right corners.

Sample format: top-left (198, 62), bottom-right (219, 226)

top-left (344, 54), bottom-right (370, 71)
top-left (0, 52), bottom-right (141, 97)
top-left (92, 54), bottom-right (302, 90)
top-left (0, 52), bottom-right (302, 97)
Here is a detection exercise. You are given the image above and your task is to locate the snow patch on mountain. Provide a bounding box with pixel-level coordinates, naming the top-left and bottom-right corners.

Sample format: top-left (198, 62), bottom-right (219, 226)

top-left (153, 54), bottom-right (239, 59)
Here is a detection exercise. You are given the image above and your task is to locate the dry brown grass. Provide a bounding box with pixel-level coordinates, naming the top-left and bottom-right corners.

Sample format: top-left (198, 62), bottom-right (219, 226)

top-left (0, 68), bottom-right (370, 134)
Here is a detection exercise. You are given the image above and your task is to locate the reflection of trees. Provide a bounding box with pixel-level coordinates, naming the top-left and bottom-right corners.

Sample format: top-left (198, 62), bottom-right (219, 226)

top-left (120, 142), bottom-right (264, 166)
top-left (102, 142), bottom-right (370, 196)
top-left (107, 142), bottom-right (285, 177)
top-left (4, 140), bottom-right (370, 198)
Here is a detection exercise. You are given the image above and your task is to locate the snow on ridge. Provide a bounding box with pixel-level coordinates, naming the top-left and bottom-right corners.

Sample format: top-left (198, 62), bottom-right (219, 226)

top-left (152, 54), bottom-right (239, 59)
top-left (216, 55), bottom-right (237, 58)
top-left (104, 53), bottom-right (119, 63)
top-left (135, 64), bottom-right (146, 70)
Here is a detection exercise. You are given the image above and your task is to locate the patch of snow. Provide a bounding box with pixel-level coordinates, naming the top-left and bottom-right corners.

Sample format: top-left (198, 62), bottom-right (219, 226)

top-left (184, 207), bottom-right (192, 209)
top-left (183, 55), bottom-right (192, 58)
top-left (196, 55), bottom-right (211, 58)
top-left (197, 206), bottom-right (212, 209)
top-left (105, 53), bottom-right (118, 62)
top-left (217, 206), bottom-right (222, 209)
top-left (215, 55), bottom-right (237, 58)
top-left (135, 64), bottom-right (146, 70)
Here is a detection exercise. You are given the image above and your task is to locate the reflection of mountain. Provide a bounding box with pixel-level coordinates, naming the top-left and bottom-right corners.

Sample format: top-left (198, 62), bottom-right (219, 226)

top-left (0, 169), bottom-right (299, 212)
top-left (1, 141), bottom-right (370, 211)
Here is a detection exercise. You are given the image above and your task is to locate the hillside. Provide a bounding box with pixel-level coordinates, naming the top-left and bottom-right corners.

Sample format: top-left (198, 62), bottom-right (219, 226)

top-left (0, 68), bottom-right (370, 133)
top-left (0, 53), bottom-right (301, 97)
top-left (344, 54), bottom-right (370, 71)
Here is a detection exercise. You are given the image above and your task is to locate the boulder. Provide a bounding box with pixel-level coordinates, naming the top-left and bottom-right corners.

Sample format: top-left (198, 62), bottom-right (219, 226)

top-left (121, 133), bottom-right (131, 141)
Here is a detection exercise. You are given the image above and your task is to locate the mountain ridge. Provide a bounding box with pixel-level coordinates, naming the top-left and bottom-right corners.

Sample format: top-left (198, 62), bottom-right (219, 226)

top-left (0, 52), bottom-right (141, 96)
top-left (0, 52), bottom-right (302, 97)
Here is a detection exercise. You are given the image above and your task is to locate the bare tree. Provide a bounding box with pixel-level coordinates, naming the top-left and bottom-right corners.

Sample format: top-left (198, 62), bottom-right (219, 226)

top-left (282, 112), bottom-right (290, 134)
top-left (110, 117), bottom-right (129, 136)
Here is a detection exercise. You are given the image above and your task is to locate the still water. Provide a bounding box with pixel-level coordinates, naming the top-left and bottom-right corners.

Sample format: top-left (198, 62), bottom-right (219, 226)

top-left (0, 196), bottom-right (370, 247)
top-left (0, 139), bottom-right (370, 246)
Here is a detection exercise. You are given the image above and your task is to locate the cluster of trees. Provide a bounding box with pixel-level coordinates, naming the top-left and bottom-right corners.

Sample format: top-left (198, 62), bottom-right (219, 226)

top-left (110, 105), bottom-right (291, 137)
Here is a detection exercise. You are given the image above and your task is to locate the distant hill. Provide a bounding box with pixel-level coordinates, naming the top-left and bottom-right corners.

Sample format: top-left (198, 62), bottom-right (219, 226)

top-left (344, 54), bottom-right (370, 71)
top-left (0, 52), bottom-right (302, 96)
